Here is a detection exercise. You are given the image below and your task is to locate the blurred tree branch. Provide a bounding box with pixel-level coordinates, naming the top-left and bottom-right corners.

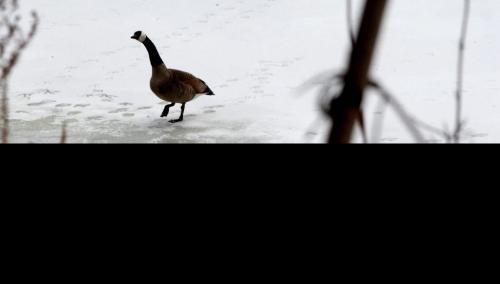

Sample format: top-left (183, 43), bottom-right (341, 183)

top-left (0, 0), bottom-right (38, 143)
top-left (326, 0), bottom-right (472, 143)
top-left (329, 0), bottom-right (389, 143)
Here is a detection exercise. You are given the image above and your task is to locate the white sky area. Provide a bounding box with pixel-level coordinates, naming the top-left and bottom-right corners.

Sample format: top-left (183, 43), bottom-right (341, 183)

top-left (7, 0), bottom-right (500, 143)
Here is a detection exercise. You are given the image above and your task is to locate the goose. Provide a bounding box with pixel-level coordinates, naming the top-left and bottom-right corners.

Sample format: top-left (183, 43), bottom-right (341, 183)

top-left (131, 31), bottom-right (215, 123)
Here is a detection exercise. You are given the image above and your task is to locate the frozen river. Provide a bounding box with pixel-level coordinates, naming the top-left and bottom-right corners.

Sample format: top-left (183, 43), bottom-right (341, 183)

top-left (6, 0), bottom-right (500, 143)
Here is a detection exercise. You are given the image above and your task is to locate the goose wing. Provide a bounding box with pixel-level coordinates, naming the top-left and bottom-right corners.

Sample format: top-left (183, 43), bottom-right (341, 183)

top-left (171, 69), bottom-right (209, 94)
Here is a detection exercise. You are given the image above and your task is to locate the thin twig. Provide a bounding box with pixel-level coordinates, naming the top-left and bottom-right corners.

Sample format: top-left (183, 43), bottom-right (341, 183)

top-left (369, 82), bottom-right (426, 143)
top-left (370, 81), bottom-right (458, 143)
top-left (60, 123), bottom-right (67, 144)
top-left (453, 0), bottom-right (471, 143)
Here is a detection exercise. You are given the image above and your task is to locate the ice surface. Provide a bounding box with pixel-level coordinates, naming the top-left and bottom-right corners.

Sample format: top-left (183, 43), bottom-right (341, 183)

top-left (6, 0), bottom-right (500, 143)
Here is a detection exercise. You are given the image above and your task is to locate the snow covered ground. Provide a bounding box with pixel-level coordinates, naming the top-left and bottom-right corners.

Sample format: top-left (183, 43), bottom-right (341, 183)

top-left (6, 0), bottom-right (500, 143)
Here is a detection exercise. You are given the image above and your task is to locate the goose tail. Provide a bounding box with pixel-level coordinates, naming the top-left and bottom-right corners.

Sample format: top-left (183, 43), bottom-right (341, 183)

top-left (205, 86), bottom-right (215, 96)
top-left (201, 80), bottom-right (215, 96)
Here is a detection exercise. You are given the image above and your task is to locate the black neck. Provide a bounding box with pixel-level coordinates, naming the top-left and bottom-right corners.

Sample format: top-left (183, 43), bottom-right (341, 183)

top-left (143, 37), bottom-right (164, 67)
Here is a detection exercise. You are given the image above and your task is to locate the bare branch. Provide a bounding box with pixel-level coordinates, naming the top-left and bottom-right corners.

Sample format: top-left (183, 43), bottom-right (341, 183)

top-left (329, 0), bottom-right (389, 143)
top-left (0, 0), bottom-right (39, 143)
top-left (453, 0), bottom-right (471, 143)
top-left (369, 82), bottom-right (426, 143)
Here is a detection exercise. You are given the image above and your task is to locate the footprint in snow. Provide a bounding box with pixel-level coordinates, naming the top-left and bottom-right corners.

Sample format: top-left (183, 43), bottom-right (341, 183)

top-left (137, 106), bottom-right (153, 110)
top-left (55, 104), bottom-right (72, 108)
top-left (108, 108), bottom-right (128, 114)
top-left (67, 111), bottom-right (82, 116)
top-left (18, 93), bottom-right (34, 99)
top-left (86, 116), bottom-right (104, 121)
top-left (36, 89), bottom-right (60, 95)
top-left (204, 105), bottom-right (224, 110)
top-left (74, 104), bottom-right (90, 108)
top-left (27, 100), bottom-right (57, 106)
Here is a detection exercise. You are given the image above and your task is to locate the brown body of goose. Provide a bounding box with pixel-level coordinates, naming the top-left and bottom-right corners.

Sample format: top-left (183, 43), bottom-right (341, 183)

top-left (131, 31), bottom-right (214, 123)
top-left (151, 65), bottom-right (211, 104)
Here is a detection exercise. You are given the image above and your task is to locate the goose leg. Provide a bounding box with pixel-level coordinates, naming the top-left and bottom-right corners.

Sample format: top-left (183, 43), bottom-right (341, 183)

top-left (169, 103), bottom-right (186, 123)
top-left (161, 103), bottom-right (175, 118)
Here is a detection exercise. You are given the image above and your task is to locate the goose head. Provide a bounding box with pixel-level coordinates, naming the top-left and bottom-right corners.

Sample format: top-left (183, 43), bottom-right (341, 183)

top-left (131, 31), bottom-right (147, 43)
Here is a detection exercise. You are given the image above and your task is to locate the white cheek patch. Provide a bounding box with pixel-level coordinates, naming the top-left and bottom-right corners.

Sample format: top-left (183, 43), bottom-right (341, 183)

top-left (139, 32), bottom-right (147, 43)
